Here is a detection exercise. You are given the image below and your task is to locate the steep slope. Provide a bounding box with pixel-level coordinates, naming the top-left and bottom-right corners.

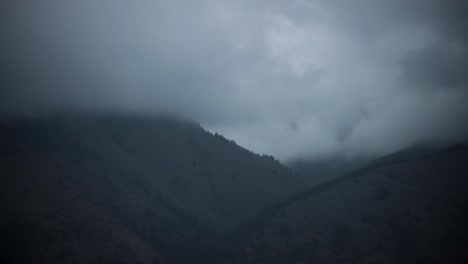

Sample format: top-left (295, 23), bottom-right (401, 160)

top-left (98, 115), bottom-right (302, 228)
top-left (222, 145), bottom-right (468, 264)
top-left (0, 114), bottom-right (302, 263)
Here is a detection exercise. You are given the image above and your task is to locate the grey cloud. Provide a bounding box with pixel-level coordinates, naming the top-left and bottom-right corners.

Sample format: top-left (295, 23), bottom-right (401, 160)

top-left (402, 41), bottom-right (468, 89)
top-left (1, 0), bottom-right (468, 161)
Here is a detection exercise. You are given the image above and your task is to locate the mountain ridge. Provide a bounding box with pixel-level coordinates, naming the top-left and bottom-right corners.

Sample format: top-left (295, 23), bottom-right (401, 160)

top-left (0, 114), bottom-right (303, 263)
top-left (218, 144), bottom-right (468, 263)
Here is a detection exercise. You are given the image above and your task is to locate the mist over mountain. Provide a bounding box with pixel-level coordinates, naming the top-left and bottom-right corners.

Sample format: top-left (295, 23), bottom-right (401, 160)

top-left (1, 0), bottom-right (468, 160)
top-left (1, 0), bottom-right (468, 263)
top-left (287, 155), bottom-right (369, 188)
top-left (288, 143), bottom-right (441, 188)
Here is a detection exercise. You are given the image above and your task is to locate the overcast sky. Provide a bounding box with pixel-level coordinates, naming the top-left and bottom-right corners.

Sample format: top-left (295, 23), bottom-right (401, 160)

top-left (1, 0), bottom-right (467, 161)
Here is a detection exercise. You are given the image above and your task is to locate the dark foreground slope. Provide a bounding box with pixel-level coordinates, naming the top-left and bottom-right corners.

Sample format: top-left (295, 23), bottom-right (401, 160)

top-left (0, 114), bottom-right (302, 263)
top-left (220, 145), bottom-right (468, 264)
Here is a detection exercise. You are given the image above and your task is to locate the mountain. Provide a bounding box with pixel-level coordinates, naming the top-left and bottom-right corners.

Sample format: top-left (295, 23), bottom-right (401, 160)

top-left (369, 144), bottom-right (438, 167)
top-left (3, 114), bottom-right (466, 264)
top-left (287, 155), bottom-right (369, 188)
top-left (0, 114), bottom-right (303, 263)
top-left (220, 145), bottom-right (468, 263)
top-left (288, 143), bottom-right (440, 189)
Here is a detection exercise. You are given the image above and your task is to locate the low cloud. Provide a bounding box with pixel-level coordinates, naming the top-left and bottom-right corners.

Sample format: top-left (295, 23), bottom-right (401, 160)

top-left (1, 0), bottom-right (467, 160)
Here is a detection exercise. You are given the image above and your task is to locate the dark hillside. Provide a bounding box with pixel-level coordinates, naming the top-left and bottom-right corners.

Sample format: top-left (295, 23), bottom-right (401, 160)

top-left (0, 114), bottom-right (302, 263)
top-left (220, 146), bottom-right (468, 264)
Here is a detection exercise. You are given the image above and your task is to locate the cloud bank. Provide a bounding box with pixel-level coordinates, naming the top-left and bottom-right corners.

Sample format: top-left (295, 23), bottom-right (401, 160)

top-left (1, 0), bottom-right (468, 160)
